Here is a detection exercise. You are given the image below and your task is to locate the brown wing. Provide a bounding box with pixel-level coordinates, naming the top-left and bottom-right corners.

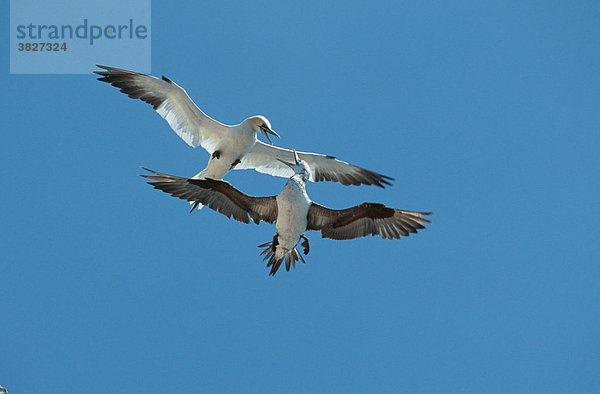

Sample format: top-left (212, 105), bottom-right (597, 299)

top-left (307, 202), bottom-right (431, 240)
top-left (141, 168), bottom-right (278, 224)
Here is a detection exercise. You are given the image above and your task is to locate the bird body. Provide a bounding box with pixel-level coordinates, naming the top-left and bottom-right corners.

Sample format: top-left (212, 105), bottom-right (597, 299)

top-left (193, 117), bottom-right (264, 180)
top-left (142, 152), bottom-right (430, 276)
top-left (272, 174), bottom-right (311, 265)
top-left (96, 65), bottom-right (393, 188)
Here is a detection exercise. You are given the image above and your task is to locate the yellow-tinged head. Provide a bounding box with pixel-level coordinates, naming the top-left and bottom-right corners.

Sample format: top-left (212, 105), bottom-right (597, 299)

top-left (245, 115), bottom-right (280, 144)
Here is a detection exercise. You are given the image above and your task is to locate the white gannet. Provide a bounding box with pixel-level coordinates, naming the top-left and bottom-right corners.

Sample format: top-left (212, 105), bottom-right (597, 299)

top-left (141, 152), bottom-right (430, 276)
top-left (96, 65), bottom-right (393, 187)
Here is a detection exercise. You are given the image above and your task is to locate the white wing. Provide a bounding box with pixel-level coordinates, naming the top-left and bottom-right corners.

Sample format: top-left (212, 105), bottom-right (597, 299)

top-left (95, 65), bottom-right (227, 153)
top-left (238, 141), bottom-right (394, 188)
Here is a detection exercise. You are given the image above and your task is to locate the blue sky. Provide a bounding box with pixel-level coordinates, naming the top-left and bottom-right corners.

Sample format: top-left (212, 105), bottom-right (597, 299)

top-left (1, 1), bottom-right (599, 393)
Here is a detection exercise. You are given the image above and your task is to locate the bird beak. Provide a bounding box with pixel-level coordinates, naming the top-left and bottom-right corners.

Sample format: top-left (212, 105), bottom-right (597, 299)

top-left (259, 125), bottom-right (280, 145)
top-left (277, 150), bottom-right (300, 169)
top-left (277, 158), bottom-right (295, 169)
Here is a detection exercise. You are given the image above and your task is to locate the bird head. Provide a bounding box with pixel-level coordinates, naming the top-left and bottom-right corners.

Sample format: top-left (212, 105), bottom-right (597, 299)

top-left (277, 150), bottom-right (311, 182)
top-left (247, 115), bottom-right (280, 144)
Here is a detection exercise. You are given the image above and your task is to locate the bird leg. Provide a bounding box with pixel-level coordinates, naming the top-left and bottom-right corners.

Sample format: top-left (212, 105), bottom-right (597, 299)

top-left (211, 150), bottom-right (221, 160)
top-left (300, 235), bottom-right (310, 255)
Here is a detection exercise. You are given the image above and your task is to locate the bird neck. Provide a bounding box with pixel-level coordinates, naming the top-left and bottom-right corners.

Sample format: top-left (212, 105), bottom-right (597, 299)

top-left (288, 174), bottom-right (308, 189)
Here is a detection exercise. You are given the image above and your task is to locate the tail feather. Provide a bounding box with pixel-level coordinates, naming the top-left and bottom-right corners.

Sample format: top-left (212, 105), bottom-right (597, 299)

top-left (258, 236), bottom-right (306, 276)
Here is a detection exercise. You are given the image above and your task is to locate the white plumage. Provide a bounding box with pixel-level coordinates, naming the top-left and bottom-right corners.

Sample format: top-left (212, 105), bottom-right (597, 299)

top-left (95, 65), bottom-right (393, 189)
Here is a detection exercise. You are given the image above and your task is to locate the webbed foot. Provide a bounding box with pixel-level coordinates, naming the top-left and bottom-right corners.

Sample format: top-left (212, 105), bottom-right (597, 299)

top-left (300, 235), bottom-right (310, 255)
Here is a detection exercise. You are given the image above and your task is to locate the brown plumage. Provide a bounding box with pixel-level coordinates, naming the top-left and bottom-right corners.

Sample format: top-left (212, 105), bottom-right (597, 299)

top-left (141, 165), bottom-right (430, 276)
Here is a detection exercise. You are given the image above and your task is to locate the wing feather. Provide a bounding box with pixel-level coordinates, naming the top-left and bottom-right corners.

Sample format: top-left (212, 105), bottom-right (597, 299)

top-left (95, 65), bottom-right (227, 153)
top-left (238, 141), bottom-right (394, 188)
top-left (307, 202), bottom-right (431, 240)
top-left (141, 168), bottom-right (278, 224)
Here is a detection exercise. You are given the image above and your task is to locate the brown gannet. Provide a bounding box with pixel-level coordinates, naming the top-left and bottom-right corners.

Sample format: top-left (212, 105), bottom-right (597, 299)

top-left (141, 152), bottom-right (429, 276)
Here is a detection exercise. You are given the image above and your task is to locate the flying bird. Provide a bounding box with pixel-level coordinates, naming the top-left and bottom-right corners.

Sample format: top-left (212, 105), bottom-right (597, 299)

top-left (96, 65), bottom-right (393, 187)
top-left (141, 152), bottom-right (430, 276)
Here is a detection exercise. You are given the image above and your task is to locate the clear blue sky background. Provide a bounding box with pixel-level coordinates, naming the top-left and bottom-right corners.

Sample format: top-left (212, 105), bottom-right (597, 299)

top-left (1, 1), bottom-right (599, 393)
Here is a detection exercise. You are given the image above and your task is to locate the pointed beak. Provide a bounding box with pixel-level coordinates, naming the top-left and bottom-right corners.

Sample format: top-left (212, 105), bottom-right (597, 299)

top-left (277, 150), bottom-right (300, 169)
top-left (259, 125), bottom-right (280, 145)
top-left (276, 158), bottom-right (295, 169)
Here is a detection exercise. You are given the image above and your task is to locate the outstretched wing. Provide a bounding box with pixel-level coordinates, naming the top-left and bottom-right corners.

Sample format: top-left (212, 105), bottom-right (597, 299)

top-left (95, 65), bottom-right (227, 153)
top-left (237, 141), bottom-right (394, 188)
top-left (307, 202), bottom-right (431, 240)
top-left (141, 168), bottom-right (278, 224)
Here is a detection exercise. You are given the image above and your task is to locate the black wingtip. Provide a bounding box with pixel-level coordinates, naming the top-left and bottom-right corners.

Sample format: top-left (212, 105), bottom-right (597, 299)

top-left (139, 167), bottom-right (158, 178)
top-left (376, 174), bottom-right (395, 188)
top-left (140, 166), bottom-right (160, 174)
top-left (94, 64), bottom-right (114, 76)
top-left (420, 212), bottom-right (434, 222)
